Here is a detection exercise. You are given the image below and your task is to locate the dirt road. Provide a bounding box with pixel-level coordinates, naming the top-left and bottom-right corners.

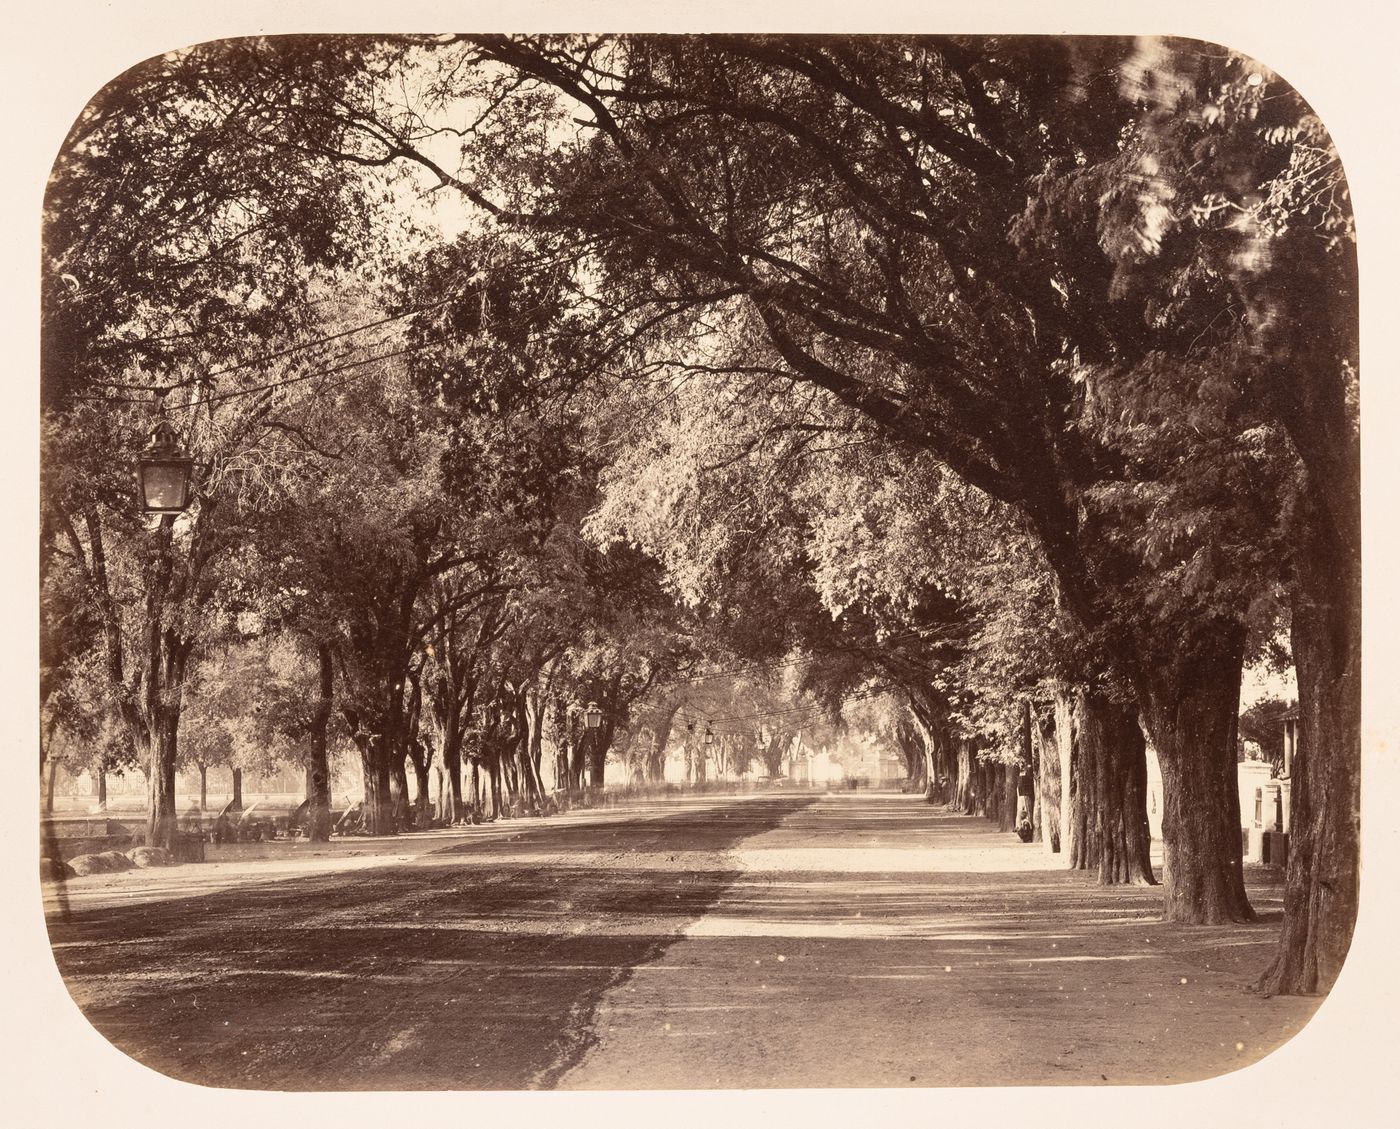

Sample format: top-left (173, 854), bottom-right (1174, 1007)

top-left (44, 790), bottom-right (1317, 1089)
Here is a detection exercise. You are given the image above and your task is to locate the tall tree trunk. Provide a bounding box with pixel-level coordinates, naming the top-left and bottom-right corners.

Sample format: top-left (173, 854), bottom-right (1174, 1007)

top-left (411, 753), bottom-right (431, 824)
top-left (390, 754), bottom-right (412, 830)
top-left (440, 719), bottom-right (465, 821)
top-left (305, 643), bottom-right (333, 842)
top-left (569, 732), bottom-right (586, 795)
top-left (1256, 487), bottom-right (1360, 995)
top-left (231, 766), bottom-right (244, 812)
top-left (648, 704), bottom-right (680, 783)
top-left (198, 764), bottom-right (208, 812)
top-left (895, 721), bottom-right (926, 795)
top-left (955, 740), bottom-right (975, 812)
top-left (1076, 689), bottom-right (1156, 885)
top-left (362, 749), bottom-right (390, 834)
top-left (97, 765), bottom-right (107, 808)
top-left (1033, 706), bottom-right (1062, 853)
top-left (1055, 689), bottom-right (1079, 868)
top-left (146, 709), bottom-right (179, 850)
top-left (1137, 624), bottom-right (1252, 921)
top-left (1016, 702), bottom-right (1037, 837)
top-left (1021, 700), bottom-right (1042, 842)
top-left (351, 725), bottom-right (395, 836)
top-left (906, 691), bottom-right (951, 805)
top-left (586, 729), bottom-right (609, 792)
top-left (999, 760), bottom-right (1018, 832)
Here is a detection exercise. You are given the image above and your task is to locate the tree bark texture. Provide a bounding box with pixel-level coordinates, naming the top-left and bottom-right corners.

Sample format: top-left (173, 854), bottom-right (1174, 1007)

top-left (999, 760), bottom-right (1018, 833)
top-left (1033, 704), bottom-right (1061, 852)
top-left (144, 706), bottom-right (180, 849)
top-left (1256, 485), bottom-right (1360, 995)
top-left (955, 740), bottom-right (975, 813)
top-left (305, 643), bottom-right (334, 841)
top-left (1074, 689), bottom-right (1156, 885)
top-left (1055, 689), bottom-right (1081, 870)
top-left (1137, 624), bottom-right (1253, 922)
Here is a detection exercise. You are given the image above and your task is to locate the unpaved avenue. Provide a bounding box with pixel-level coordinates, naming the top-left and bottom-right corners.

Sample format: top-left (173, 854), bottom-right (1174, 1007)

top-left (45, 791), bottom-right (1317, 1089)
top-left (47, 794), bottom-right (811, 1090)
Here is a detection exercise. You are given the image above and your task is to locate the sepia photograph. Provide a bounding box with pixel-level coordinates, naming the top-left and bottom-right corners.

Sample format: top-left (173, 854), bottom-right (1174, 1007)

top-left (19, 3), bottom-right (1391, 1116)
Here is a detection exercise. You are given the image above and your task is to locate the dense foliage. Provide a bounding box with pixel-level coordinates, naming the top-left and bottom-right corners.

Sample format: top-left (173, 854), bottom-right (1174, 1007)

top-left (40, 34), bottom-right (1356, 996)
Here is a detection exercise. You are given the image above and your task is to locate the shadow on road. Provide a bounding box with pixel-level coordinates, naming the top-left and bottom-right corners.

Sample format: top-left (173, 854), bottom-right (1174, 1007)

top-left (46, 794), bottom-right (818, 1090)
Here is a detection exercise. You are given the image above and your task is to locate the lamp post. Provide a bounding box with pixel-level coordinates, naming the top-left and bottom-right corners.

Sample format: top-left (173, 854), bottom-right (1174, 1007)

top-left (135, 404), bottom-right (196, 515)
top-left (704, 722), bottom-right (716, 784)
top-left (583, 701), bottom-right (603, 796)
top-left (131, 394), bottom-right (198, 854)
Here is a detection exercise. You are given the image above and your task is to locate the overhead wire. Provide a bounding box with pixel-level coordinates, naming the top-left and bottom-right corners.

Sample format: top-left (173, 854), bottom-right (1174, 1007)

top-left (67, 232), bottom-right (605, 405)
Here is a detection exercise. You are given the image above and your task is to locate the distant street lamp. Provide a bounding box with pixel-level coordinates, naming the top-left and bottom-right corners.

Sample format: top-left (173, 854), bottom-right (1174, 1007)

top-left (703, 723), bottom-right (715, 748)
top-left (581, 702), bottom-right (604, 796)
top-left (135, 409), bottom-right (195, 515)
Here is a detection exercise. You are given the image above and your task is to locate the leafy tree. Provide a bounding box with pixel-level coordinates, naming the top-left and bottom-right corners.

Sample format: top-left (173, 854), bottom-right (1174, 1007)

top-left (1239, 696), bottom-right (1292, 776)
top-left (325, 33), bottom-right (1257, 916)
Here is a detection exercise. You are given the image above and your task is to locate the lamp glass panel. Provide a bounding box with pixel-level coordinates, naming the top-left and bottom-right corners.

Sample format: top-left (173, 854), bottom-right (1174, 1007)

top-left (140, 461), bottom-right (190, 511)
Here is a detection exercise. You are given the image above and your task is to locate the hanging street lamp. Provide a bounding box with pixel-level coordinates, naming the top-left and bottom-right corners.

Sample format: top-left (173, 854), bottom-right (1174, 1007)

top-left (584, 701), bottom-right (603, 731)
top-left (135, 405), bottom-right (196, 515)
top-left (703, 723), bottom-right (715, 748)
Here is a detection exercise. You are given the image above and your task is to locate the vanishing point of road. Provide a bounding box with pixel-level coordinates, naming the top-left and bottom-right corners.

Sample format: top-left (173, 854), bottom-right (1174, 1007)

top-left (43, 789), bottom-right (1318, 1089)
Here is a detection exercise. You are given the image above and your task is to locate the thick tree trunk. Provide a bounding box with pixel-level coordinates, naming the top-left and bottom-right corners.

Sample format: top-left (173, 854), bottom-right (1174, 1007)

top-left (146, 711), bottom-right (179, 850)
top-left (648, 704), bottom-right (680, 783)
top-left (362, 749), bottom-right (391, 834)
top-left (587, 730), bottom-right (609, 792)
top-left (231, 767), bottom-right (244, 811)
top-left (390, 754), bottom-right (412, 830)
top-left (411, 753), bottom-right (431, 824)
top-left (904, 696), bottom-right (945, 803)
top-left (954, 740), bottom-right (975, 812)
top-left (97, 766), bottom-right (107, 808)
top-left (305, 643), bottom-right (333, 842)
top-left (1055, 689), bottom-right (1078, 868)
top-left (1032, 704), bottom-right (1062, 852)
top-left (999, 760), bottom-right (1018, 832)
top-left (442, 727), bottom-right (464, 821)
top-left (1137, 625), bottom-right (1252, 922)
top-left (1016, 703), bottom-right (1037, 838)
top-left (1075, 689), bottom-right (1156, 885)
top-left (198, 764), bottom-right (208, 812)
top-left (353, 729), bottom-right (395, 836)
top-left (1256, 491), bottom-right (1360, 995)
top-left (569, 731), bottom-right (587, 795)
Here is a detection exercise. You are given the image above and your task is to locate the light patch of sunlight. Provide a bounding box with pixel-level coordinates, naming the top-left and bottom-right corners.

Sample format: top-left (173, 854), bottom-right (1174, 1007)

top-left (1008, 955), bottom-right (1155, 963)
top-left (321, 917), bottom-right (689, 938)
top-left (681, 917), bottom-right (1074, 940)
top-left (732, 847), bottom-right (1060, 874)
top-left (610, 1004), bottom-right (767, 1012)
